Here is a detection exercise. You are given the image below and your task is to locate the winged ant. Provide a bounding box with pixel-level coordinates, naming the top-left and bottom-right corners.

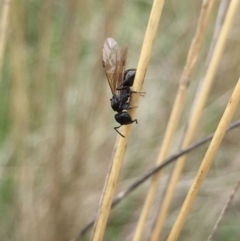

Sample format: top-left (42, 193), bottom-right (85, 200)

top-left (102, 38), bottom-right (145, 137)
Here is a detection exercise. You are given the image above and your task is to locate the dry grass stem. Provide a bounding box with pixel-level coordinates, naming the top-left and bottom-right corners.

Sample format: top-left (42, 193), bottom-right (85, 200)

top-left (77, 119), bottom-right (240, 240)
top-left (1, 1), bottom-right (239, 240)
top-left (48, 2), bottom-right (81, 241)
top-left (150, 0), bottom-right (230, 239)
top-left (91, 1), bottom-right (165, 241)
top-left (9, 2), bottom-right (30, 239)
top-left (133, 87), bottom-right (186, 241)
top-left (152, 0), bottom-right (239, 239)
top-left (191, 0), bottom-right (229, 117)
top-left (179, 0), bottom-right (215, 87)
top-left (0, 0), bottom-right (11, 76)
top-left (167, 77), bottom-right (240, 241)
top-left (207, 177), bottom-right (240, 241)
top-left (205, 0), bottom-right (229, 65)
top-left (127, 0), bottom-right (165, 129)
top-left (132, 1), bottom-right (215, 240)
top-left (9, 2), bottom-right (29, 144)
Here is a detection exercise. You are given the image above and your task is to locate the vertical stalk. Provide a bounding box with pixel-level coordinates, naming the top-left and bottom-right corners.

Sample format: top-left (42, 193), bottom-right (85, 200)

top-left (132, 1), bottom-right (215, 240)
top-left (167, 77), bottom-right (240, 241)
top-left (0, 0), bottom-right (11, 76)
top-left (91, 1), bottom-right (165, 241)
top-left (153, 0), bottom-right (239, 239)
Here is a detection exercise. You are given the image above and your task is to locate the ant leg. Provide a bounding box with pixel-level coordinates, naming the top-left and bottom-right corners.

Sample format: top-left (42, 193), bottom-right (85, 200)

top-left (114, 126), bottom-right (125, 138)
top-left (127, 106), bottom-right (138, 110)
top-left (121, 102), bottom-right (138, 111)
top-left (133, 119), bottom-right (138, 124)
top-left (117, 86), bottom-right (146, 97)
top-left (131, 90), bottom-right (146, 96)
top-left (119, 86), bottom-right (146, 96)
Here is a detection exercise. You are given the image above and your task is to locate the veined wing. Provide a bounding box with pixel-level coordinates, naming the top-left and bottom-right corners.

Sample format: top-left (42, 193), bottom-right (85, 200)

top-left (102, 38), bottom-right (120, 94)
top-left (116, 46), bottom-right (128, 95)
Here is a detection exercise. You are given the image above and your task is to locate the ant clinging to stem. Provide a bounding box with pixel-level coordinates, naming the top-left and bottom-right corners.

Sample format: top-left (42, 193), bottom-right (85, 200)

top-left (102, 38), bottom-right (145, 137)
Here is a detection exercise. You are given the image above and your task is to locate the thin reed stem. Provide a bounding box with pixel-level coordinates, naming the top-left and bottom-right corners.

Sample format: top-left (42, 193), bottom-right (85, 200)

top-left (75, 119), bottom-right (240, 241)
top-left (9, 1), bottom-right (30, 239)
top-left (205, 0), bottom-right (229, 65)
top-left (90, 1), bottom-right (165, 241)
top-left (132, 1), bottom-right (215, 240)
top-left (153, 0), bottom-right (239, 240)
top-left (48, 2), bottom-right (80, 241)
top-left (0, 0), bottom-right (11, 77)
top-left (150, 0), bottom-right (230, 239)
top-left (167, 77), bottom-right (240, 241)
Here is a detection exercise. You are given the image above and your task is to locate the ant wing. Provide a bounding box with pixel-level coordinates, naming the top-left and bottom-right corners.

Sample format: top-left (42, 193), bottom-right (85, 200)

top-left (102, 38), bottom-right (120, 94)
top-left (116, 45), bottom-right (128, 93)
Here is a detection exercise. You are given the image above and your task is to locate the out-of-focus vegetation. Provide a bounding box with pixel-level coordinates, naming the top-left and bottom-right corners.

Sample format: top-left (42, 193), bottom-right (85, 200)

top-left (0, 0), bottom-right (239, 241)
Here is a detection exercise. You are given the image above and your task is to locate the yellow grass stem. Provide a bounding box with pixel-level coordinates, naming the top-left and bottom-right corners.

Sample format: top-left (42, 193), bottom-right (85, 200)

top-left (9, 2), bottom-right (30, 239)
top-left (91, 1), bottom-right (165, 241)
top-left (48, 2), bottom-right (81, 240)
top-left (167, 77), bottom-right (240, 241)
top-left (127, 0), bottom-right (165, 121)
top-left (132, 83), bottom-right (186, 241)
top-left (152, 0), bottom-right (239, 239)
top-left (132, 1), bottom-right (215, 241)
top-left (76, 120), bottom-right (240, 241)
top-left (9, 1), bottom-right (29, 143)
top-left (0, 0), bottom-right (11, 76)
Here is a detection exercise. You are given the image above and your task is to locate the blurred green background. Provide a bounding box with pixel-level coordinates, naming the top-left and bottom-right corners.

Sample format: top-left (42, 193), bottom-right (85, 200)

top-left (0, 0), bottom-right (239, 241)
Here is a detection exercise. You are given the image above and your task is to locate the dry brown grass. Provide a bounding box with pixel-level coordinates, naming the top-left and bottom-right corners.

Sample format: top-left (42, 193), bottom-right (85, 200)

top-left (0, 1), bottom-right (240, 241)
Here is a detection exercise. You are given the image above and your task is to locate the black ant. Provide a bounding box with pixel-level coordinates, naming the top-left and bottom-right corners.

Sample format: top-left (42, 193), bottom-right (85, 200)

top-left (102, 38), bottom-right (145, 137)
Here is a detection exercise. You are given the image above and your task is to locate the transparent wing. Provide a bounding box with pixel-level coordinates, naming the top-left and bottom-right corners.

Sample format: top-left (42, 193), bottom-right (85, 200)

top-left (116, 46), bottom-right (128, 94)
top-left (102, 38), bottom-right (120, 94)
